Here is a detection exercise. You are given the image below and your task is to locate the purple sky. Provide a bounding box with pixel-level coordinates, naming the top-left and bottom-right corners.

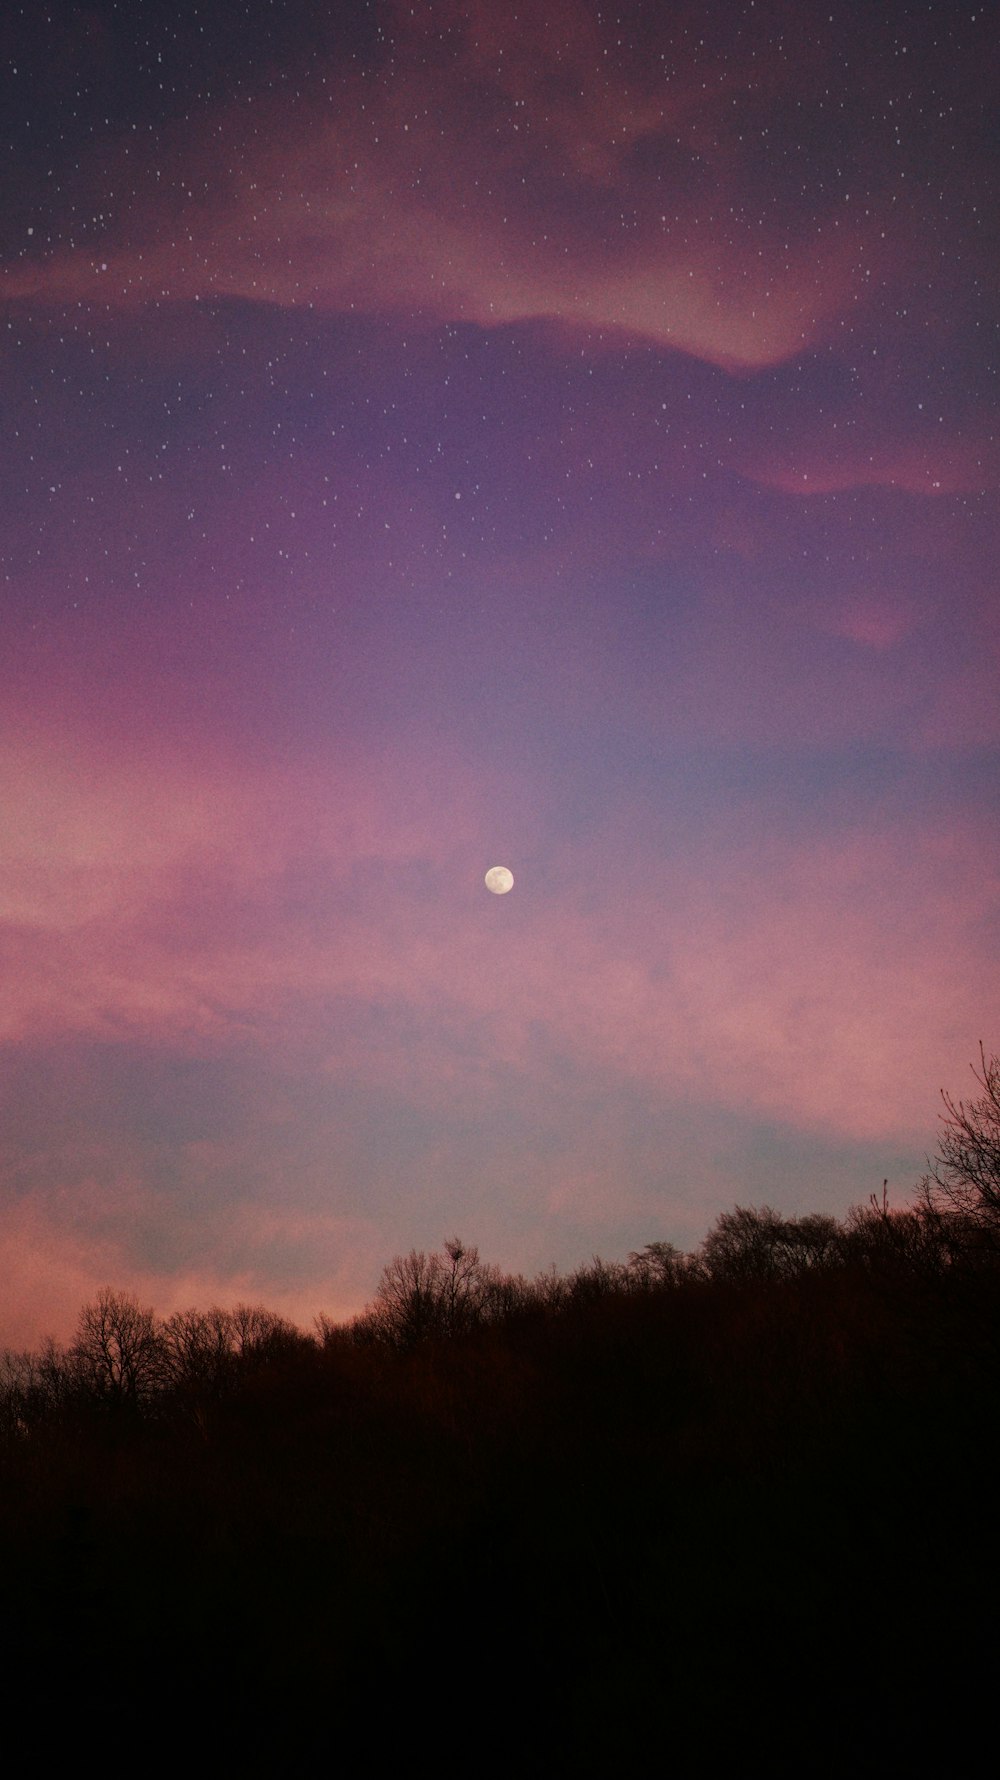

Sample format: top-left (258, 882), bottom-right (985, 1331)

top-left (1, 0), bottom-right (997, 1346)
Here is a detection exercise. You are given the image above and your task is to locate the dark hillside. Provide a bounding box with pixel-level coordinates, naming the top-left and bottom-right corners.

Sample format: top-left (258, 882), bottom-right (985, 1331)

top-left (3, 1201), bottom-right (998, 1764)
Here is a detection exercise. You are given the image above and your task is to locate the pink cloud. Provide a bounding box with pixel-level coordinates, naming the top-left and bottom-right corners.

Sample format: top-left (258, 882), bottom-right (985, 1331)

top-left (1, 6), bottom-right (869, 372)
top-left (743, 438), bottom-right (998, 498)
top-left (0, 1187), bottom-right (377, 1351)
top-left (5, 705), bottom-right (990, 1144)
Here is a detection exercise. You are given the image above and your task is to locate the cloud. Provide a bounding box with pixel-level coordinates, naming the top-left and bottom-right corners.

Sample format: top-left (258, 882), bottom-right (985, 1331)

top-left (0, 1182), bottom-right (377, 1351)
top-left (743, 439), bottom-right (998, 498)
top-left (3, 710), bottom-right (992, 1146)
top-left (0, 3), bottom-right (871, 371)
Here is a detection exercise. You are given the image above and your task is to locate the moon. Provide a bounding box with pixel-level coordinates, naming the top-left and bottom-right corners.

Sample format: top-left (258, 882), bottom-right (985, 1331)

top-left (485, 865), bottom-right (514, 894)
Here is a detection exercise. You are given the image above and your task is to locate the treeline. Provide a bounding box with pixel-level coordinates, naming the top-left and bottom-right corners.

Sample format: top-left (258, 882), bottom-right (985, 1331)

top-left (2, 1193), bottom-right (997, 1431)
top-left (1, 1052), bottom-right (997, 1762)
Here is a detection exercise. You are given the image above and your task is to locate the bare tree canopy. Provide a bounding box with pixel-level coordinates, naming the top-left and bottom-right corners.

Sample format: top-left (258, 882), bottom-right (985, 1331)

top-left (70, 1288), bottom-right (167, 1407)
top-left (698, 1205), bottom-right (843, 1281)
top-left (919, 1045), bottom-right (1000, 1235)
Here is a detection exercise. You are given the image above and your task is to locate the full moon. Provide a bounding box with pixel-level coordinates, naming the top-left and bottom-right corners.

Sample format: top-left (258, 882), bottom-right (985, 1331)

top-left (485, 865), bottom-right (514, 894)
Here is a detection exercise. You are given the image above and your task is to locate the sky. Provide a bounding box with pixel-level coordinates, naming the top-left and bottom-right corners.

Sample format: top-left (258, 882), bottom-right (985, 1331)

top-left (1, 0), bottom-right (997, 1348)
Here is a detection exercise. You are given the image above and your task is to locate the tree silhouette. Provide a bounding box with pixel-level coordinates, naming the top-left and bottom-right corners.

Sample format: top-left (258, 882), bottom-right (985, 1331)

top-left (627, 1241), bottom-right (689, 1285)
top-left (70, 1287), bottom-right (166, 1409)
top-left (358, 1238), bottom-right (510, 1346)
top-left (162, 1306), bottom-right (237, 1391)
top-left (698, 1205), bottom-right (842, 1280)
top-left (360, 1248), bottom-right (448, 1347)
top-left (918, 1045), bottom-right (1000, 1240)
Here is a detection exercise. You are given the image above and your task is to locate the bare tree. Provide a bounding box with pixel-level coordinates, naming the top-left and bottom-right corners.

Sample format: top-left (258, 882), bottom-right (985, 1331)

top-left (698, 1206), bottom-right (786, 1280)
top-left (70, 1288), bottom-right (167, 1409)
top-left (162, 1306), bottom-right (238, 1391)
top-left (564, 1256), bottom-right (631, 1303)
top-left (362, 1249), bottom-right (446, 1348)
top-left (698, 1206), bottom-right (843, 1282)
top-left (227, 1302), bottom-right (301, 1359)
top-left (843, 1184), bottom-right (960, 1288)
top-left (358, 1238), bottom-right (502, 1348)
top-left (918, 1044), bottom-right (1000, 1240)
top-left (627, 1241), bottom-right (689, 1286)
top-left (0, 1347), bottom-right (70, 1436)
top-left (438, 1237), bottom-right (489, 1333)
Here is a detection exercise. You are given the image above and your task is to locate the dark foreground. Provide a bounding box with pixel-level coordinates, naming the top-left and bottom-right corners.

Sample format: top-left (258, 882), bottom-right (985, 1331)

top-left (2, 1209), bottom-right (998, 1767)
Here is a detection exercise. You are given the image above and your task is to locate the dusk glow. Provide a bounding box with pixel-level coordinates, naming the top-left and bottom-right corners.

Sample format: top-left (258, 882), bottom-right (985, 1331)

top-left (2, 0), bottom-right (996, 1348)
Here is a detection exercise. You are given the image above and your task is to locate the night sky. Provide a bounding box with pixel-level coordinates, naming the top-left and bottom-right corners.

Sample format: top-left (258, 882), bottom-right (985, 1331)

top-left (2, 0), bottom-right (997, 1348)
